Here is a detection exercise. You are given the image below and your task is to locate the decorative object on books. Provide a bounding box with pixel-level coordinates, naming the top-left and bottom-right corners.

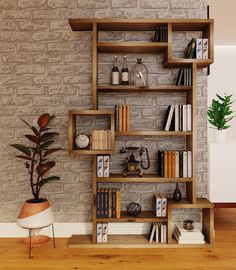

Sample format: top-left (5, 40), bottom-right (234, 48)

top-left (183, 219), bottom-right (194, 231)
top-left (208, 94), bottom-right (235, 142)
top-left (10, 113), bottom-right (60, 251)
top-left (75, 133), bottom-right (90, 149)
top-left (173, 183), bottom-right (182, 202)
top-left (130, 58), bottom-right (148, 87)
top-left (127, 202), bottom-right (141, 217)
top-left (120, 146), bottom-right (150, 177)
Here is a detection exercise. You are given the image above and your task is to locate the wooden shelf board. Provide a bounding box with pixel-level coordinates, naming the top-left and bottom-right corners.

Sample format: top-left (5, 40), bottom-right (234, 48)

top-left (115, 131), bottom-right (192, 136)
top-left (97, 85), bottom-right (192, 92)
top-left (96, 174), bottom-right (192, 183)
top-left (69, 109), bottom-right (114, 116)
top-left (165, 59), bottom-right (213, 68)
top-left (69, 149), bottom-right (114, 155)
top-left (168, 198), bottom-right (214, 209)
top-left (97, 42), bottom-right (167, 53)
top-left (96, 211), bottom-right (168, 223)
top-left (68, 234), bottom-right (211, 248)
top-left (69, 19), bottom-right (213, 32)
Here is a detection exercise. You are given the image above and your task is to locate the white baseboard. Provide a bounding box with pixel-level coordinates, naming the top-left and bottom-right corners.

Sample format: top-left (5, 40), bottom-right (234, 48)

top-left (0, 223), bottom-right (150, 237)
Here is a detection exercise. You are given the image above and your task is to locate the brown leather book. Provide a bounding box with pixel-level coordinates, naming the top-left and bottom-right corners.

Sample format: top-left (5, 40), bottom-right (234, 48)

top-left (171, 151), bottom-right (176, 177)
top-left (164, 151), bottom-right (168, 178)
top-left (116, 190), bottom-right (120, 219)
top-left (122, 105), bottom-right (127, 132)
top-left (167, 151), bottom-right (172, 178)
top-left (126, 105), bottom-right (130, 131)
top-left (118, 105), bottom-right (123, 132)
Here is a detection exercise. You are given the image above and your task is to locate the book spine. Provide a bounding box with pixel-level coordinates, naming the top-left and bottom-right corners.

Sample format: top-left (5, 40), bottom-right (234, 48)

top-left (98, 130), bottom-right (102, 150)
top-left (122, 105), bottom-right (127, 132)
top-left (196, 38), bottom-right (203, 59)
top-left (97, 223), bottom-right (103, 243)
top-left (155, 195), bottom-right (162, 217)
top-left (187, 151), bottom-right (192, 178)
top-left (164, 26), bottom-right (168, 42)
top-left (179, 151), bottom-right (183, 178)
top-left (175, 151), bottom-right (179, 178)
top-left (118, 105), bottom-right (123, 132)
top-left (155, 223), bottom-right (159, 243)
top-left (96, 189), bottom-right (100, 218)
top-left (108, 189), bottom-right (112, 218)
top-left (162, 105), bottom-right (171, 130)
top-left (126, 105), bottom-right (130, 131)
top-left (187, 104), bottom-right (192, 131)
top-left (163, 224), bottom-right (167, 243)
top-left (115, 105), bottom-right (118, 131)
top-left (183, 151), bottom-right (188, 178)
top-left (104, 189), bottom-right (109, 218)
top-left (161, 196), bottom-right (167, 217)
top-left (182, 104), bottom-right (187, 131)
top-left (183, 68), bottom-right (187, 86)
top-left (171, 151), bottom-right (175, 178)
top-left (167, 150), bottom-right (172, 178)
top-left (174, 104), bottom-right (179, 132)
top-left (103, 155), bottom-right (110, 177)
top-left (158, 150), bottom-right (164, 177)
top-left (100, 189), bottom-right (104, 218)
top-left (102, 223), bottom-right (108, 242)
top-left (179, 105), bottom-right (183, 131)
top-left (164, 151), bottom-right (168, 178)
top-left (97, 155), bottom-right (104, 178)
top-left (165, 105), bottom-right (175, 131)
top-left (116, 190), bottom-right (120, 218)
top-left (202, 38), bottom-right (208, 59)
top-left (107, 130), bottom-right (111, 150)
top-left (112, 189), bottom-right (116, 218)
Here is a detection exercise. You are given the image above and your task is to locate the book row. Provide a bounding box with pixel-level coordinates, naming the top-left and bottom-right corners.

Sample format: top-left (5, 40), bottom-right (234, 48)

top-left (162, 104), bottom-right (192, 132)
top-left (97, 223), bottom-right (108, 243)
top-left (148, 222), bottom-right (167, 243)
top-left (97, 155), bottom-right (110, 178)
top-left (176, 68), bottom-right (192, 86)
top-left (157, 150), bottom-right (192, 178)
top-left (115, 105), bottom-right (130, 132)
top-left (153, 26), bottom-right (168, 42)
top-left (154, 194), bottom-right (167, 217)
top-left (96, 189), bottom-right (121, 218)
top-left (173, 225), bottom-right (205, 244)
top-left (185, 38), bottom-right (208, 59)
top-left (91, 130), bottom-right (112, 150)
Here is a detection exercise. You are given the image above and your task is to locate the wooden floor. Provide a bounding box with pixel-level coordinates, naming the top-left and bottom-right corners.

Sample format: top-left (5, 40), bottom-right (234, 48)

top-left (0, 208), bottom-right (235, 270)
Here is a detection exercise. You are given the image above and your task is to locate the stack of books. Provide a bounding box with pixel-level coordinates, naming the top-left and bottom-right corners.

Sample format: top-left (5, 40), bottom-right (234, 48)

top-left (115, 105), bottom-right (130, 132)
top-left (96, 189), bottom-right (120, 218)
top-left (97, 223), bottom-right (108, 243)
top-left (174, 225), bottom-right (205, 244)
top-left (185, 38), bottom-right (208, 59)
top-left (148, 222), bottom-right (167, 243)
top-left (91, 130), bottom-right (112, 150)
top-left (157, 150), bottom-right (192, 178)
top-left (97, 155), bottom-right (110, 178)
top-left (176, 68), bottom-right (192, 86)
top-left (154, 194), bottom-right (167, 217)
top-left (153, 26), bottom-right (168, 42)
top-left (162, 104), bottom-right (192, 132)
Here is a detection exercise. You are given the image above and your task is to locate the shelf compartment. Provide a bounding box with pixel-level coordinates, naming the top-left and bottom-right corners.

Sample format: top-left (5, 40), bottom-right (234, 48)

top-left (96, 174), bottom-right (193, 183)
top-left (115, 131), bottom-right (192, 137)
top-left (97, 42), bottom-right (168, 53)
top-left (168, 198), bottom-right (214, 209)
top-left (165, 59), bottom-right (213, 69)
top-left (96, 211), bottom-right (168, 223)
top-left (68, 234), bottom-right (210, 248)
top-left (69, 149), bottom-right (114, 155)
top-left (97, 85), bottom-right (192, 92)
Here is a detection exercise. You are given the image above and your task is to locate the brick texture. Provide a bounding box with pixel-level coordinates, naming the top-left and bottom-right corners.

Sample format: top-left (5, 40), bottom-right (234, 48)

top-left (0, 0), bottom-right (208, 223)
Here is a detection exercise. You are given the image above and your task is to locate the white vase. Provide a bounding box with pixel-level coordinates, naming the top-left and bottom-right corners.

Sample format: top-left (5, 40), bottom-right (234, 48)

top-left (214, 129), bottom-right (226, 143)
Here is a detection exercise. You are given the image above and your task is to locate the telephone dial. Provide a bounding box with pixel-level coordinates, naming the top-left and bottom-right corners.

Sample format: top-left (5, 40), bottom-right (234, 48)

top-left (120, 146), bottom-right (150, 177)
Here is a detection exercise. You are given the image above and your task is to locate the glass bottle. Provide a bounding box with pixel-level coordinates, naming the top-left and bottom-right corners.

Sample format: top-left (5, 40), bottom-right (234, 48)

top-left (121, 56), bottom-right (129, 85)
top-left (173, 183), bottom-right (182, 202)
top-left (111, 56), bottom-right (120, 85)
top-left (130, 58), bottom-right (148, 87)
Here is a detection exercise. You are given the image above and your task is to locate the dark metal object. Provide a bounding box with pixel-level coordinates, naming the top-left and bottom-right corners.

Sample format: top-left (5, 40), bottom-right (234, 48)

top-left (173, 183), bottom-right (182, 202)
top-left (183, 219), bottom-right (194, 231)
top-left (127, 202), bottom-right (141, 217)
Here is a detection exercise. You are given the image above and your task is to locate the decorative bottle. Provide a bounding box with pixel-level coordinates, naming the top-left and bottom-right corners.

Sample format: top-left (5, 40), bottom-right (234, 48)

top-left (111, 56), bottom-right (120, 85)
top-left (121, 56), bottom-right (129, 85)
top-left (173, 183), bottom-right (182, 202)
top-left (130, 58), bottom-right (148, 87)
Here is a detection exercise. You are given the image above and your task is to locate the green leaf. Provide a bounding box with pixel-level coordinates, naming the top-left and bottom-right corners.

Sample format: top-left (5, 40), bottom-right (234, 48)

top-left (39, 176), bottom-right (60, 188)
top-left (25, 134), bottom-right (39, 144)
top-left (10, 144), bottom-right (31, 156)
top-left (40, 132), bottom-right (59, 142)
top-left (40, 140), bottom-right (55, 149)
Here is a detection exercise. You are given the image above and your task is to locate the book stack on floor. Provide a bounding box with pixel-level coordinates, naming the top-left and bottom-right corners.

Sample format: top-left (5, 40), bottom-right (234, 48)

top-left (96, 189), bottom-right (120, 218)
top-left (176, 68), bottom-right (192, 86)
top-left (157, 150), bottom-right (192, 178)
top-left (115, 105), bottom-right (130, 132)
top-left (162, 104), bottom-right (192, 131)
top-left (91, 130), bottom-right (112, 150)
top-left (97, 223), bottom-right (108, 243)
top-left (173, 225), bottom-right (205, 244)
top-left (153, 25), bottom-right (168, 42)
top-left (185, 38), bottom-right (208, 59)
top-left (97, 155), bottom-right (110, 178)
top-left (148, 222), bottom-right (167, 243)
top-left (154, 194), bottom-right (167, 217)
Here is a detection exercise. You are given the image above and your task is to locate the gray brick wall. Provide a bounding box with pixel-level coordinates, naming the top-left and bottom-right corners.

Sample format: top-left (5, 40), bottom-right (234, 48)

top-left (0, 0), bottom-right (208, 222)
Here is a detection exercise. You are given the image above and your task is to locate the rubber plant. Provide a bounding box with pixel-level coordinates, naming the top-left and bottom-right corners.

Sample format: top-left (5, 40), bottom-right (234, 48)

top-left (207, 94), bottom-right (235, 130)
top-left (10, 113), bottom-right (61, 203)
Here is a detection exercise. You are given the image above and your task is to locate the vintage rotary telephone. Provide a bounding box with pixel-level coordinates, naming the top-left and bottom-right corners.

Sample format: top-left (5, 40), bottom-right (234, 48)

top-left (120, 147), bottom-right (150, 177)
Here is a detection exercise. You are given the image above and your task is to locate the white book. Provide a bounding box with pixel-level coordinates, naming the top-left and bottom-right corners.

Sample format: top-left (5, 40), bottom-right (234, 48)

top-left (149, 224), bottom-right (156, 243)
top-left (187, 104), bottom-right (192, 131)
top-left (187, 151), bottom-right (192, 178)
top-left (103, 155), bottom-right (110, 177)
top-left (202, 38), bottom-right (208, 59)
top-left (155, 223), bottom-right (159, 243)
top-left (165, 105), bottom-right (175, 131)
top-left (160, 195), bottom-right (167, 217)
top-left (183, 151), bottom-right (188, 178)
top-left (97, 223), bottom-right (103, 243)
top-left (155, 194), bottom-right (162, 217)
top-left (176, 225), bottom-right (203, 237)
top-left (174, 231), bottom-right (205, 244)
top-left (175, 151), bottom-right (179, 178)
top-left (163, 224), bottom-right (167, 243)
top-left (97, 156), bottom-right (104, 178)
top-left (102, 223), bottom-right (108, 242)
top-left (196, 38), bottom-right (203, 59)
top-left (174, 104), bottom-right (179, 132)
top-left (161, 224), bottom-right (164, 243)
top-left (179, 105), bottom-right (182, 131)
top-left (182, 105), bottom-right (187, 131)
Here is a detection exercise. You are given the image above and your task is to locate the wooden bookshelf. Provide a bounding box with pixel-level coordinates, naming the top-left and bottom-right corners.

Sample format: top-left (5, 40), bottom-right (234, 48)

top-left (68, 18), bottom-right (214, 247)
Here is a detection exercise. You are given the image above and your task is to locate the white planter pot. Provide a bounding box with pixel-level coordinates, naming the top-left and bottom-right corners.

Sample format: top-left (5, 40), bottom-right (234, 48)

top-left (214, 129), bottom-right (226, 143)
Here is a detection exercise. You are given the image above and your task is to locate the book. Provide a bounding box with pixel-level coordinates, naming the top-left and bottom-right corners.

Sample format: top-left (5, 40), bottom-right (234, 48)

top-left (148, 223), bottom-right (154, 240)
top-left (97, 223), bottom-right (103, 243)
top-left (118, 105), bottom-right (123, 132)
top-left (171, 151), bottom-right (175, 178)
top-left (96, 189), bottom-right (101, 218)
top-left (108, 189), bottom-right (112, 218)
top-left (122, 105), bottom-right (127, 132)
top-left (107, 130), bottom-right (111, 149)
top-left (202, 38), bottom-right (208, 59)
top-left (179, 105), bottom-right (183, 131)
top-left (176, 68), bottom-right (184, 86)
top-left (103, 155), bottom-right (110, 177)
top-left (153, 26), bottom-right (160, 42)
top-left (97, 156), bottom-right (104, 177)
top-left (126, 105), bottom-right (130, 131)
top-left (175, 151), bottom-right (179, 178)
top-left (149, 223), bottom-right (156, 243)
top-left (112, 189), bottom-right (116, 218)
top-left (188, 38), bottom-right (196, 59)
top-left (182, 105), bottom-right (187, 132)
top-left (163, 224), bottom-right (167, 243)
top-left (164, 151), bottom-right (168, 178)
top-left (161, 195), bottom-right (167, 217)
top-left (174, 104), bottom-right (179, 132)
top-left (196, 38), bottom-right (203, 59)
top-left (115, 105), bottom-right (118, 131)
top-left (104, 189), bottom-right (109, 218)
top-left (187, 104), bottom-right (192, 131)
top-left (158, 150), bottom-right (164, 177)
top-left (161, 223), bottom-right (164, 243)
top-left (100, 189), bottom-right (104, 218)
top-left (155, 194), bottom-right (162, 217)
top-left (176, 225), bottom-right (204, 239)
top-left (155, 223), bottom-right (159, 243)
top-left (102, 223), bottom-right (108, 242)
top-left (183, 151), bottom-right (188, 178)
top-left (116, 189), bottom-right (120, 218)
top-left (163, 105), bottom-right (175, 131)
top-left (187, 151), bottom-right (192, 178)
top-left (179, 151), bottom-right (183, 178)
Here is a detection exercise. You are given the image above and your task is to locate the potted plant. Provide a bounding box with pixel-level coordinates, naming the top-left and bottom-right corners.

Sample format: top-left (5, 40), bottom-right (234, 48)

top-left (10, 113), bottom-right (61, 245)
top-left (208, 94), bottom-right (235, 142)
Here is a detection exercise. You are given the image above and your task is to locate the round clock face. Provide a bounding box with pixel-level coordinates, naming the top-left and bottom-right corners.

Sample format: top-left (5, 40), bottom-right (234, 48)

top-left (75, 133), bottom-right (90, 149)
